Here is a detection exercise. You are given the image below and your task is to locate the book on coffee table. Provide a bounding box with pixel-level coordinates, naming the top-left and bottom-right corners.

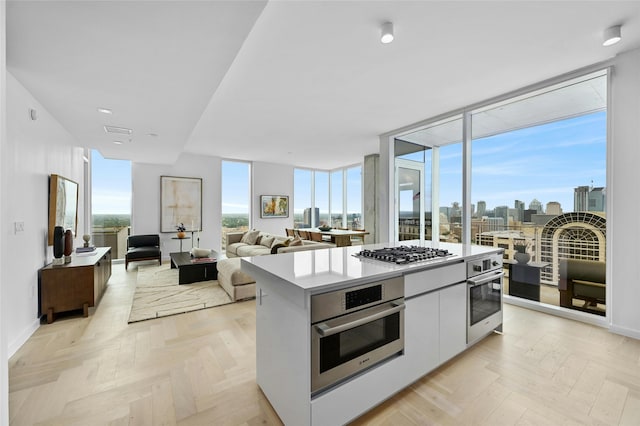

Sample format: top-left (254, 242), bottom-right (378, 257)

top-left (190, 257), bottom-right (216, 263)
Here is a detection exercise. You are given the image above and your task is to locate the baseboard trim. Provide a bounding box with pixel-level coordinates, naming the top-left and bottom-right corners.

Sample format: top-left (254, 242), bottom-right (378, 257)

top-left (609, 324), bottom-right (640, 340)
top-left (8, 318), bottom-right (40, 359)
top-left (504, 296), bottom-right (608, 327)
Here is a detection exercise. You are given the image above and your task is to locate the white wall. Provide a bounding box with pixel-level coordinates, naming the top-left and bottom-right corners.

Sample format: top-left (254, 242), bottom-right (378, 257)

top-left (609, 48), bottom-right (640, 339)
top-left (132, 153), bottom-right (222, 254)
top-left (4, 72), bottom-right (85, 356)
top-left (251, 161), bottom-right (294, 236)
top-left (1, 1), bottom-right (8, 422)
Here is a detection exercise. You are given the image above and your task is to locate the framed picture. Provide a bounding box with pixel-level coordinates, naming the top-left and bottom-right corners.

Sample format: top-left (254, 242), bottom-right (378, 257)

top-left (160, 176), bottom-right (202, 232)
top-left (260, 195), bottom-right (289, 218)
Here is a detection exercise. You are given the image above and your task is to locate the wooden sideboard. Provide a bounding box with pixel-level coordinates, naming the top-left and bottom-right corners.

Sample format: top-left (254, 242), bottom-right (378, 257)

top-left (38, 247), bottom-right (112, 323)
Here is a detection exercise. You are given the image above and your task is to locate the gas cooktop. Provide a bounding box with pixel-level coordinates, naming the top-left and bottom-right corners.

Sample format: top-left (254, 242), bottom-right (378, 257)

top-left (354, 245), bottom-right (455, 265)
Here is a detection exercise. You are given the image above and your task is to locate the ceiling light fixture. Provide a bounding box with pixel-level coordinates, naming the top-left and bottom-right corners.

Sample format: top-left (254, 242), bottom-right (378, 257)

top-left (603, 25), bottom-right (622, 46)
top-left (381, 22), bottom-right (394, 44)
top-left (104, 125), bottom-right (132, 135)
top-left (97, 107), bottom-right (112, 114)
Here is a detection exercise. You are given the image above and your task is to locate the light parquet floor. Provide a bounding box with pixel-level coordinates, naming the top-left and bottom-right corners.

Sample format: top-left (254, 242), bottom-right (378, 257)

top-left (9, 263), bottom-right (640, 425)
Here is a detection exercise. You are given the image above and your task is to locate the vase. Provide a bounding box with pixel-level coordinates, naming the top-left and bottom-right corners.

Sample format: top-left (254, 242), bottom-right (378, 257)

top-left (177, 231), bottom-right (186, 239)
top-left (64, 229), bottom-right (73, 263)
top-left (514, 252), bottom-right (530, 264)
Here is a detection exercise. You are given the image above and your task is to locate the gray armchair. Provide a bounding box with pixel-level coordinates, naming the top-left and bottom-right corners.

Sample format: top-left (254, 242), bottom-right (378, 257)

top-left (125, 234), bottom-right (161, 269)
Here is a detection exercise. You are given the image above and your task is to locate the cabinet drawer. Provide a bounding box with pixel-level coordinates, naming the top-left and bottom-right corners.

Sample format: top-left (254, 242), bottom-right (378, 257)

top-left (404, 262), bottom-right (466, 298)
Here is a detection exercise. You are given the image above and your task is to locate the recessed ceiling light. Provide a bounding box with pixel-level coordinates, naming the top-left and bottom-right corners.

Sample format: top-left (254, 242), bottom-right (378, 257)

top-left (603, 25), bottom-right (622, 46)
top-left (381, 22), bottom-right (394, 44)
top-left (113, 140), bottom-right (123, 145)
top-left (97, 107), bottom-right (112, 114)
top-left (147, 132), bottom-right (158, 137)
top-left (104, 125), bottom-right (132, 135)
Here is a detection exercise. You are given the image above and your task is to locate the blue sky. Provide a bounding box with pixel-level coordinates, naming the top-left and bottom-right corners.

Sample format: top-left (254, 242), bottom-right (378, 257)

top-left (91, 150), bottom-right (132, 214)
top-left (92, 111), bottom-right (605, 216)
top-left (440, 111), bottom-right (606, 213)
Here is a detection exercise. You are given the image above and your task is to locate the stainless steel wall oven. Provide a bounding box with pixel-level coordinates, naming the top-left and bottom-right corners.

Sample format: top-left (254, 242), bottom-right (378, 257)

top-left (467, 253), bottom-right (504, 345)
top-left (310, 277), bottom-right (404, 395)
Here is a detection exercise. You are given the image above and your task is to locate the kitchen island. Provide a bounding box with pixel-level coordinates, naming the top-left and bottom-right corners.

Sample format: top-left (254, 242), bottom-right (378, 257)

top-left (241, 241), bottom-right (502, 425)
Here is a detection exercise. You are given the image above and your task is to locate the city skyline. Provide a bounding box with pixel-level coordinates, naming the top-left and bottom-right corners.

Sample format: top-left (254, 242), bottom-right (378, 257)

top-left (439, 111), bottom-right (606, 213)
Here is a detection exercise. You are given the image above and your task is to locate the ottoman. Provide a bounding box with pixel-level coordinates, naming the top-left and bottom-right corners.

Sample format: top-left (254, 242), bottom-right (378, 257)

top-left (217, 258), bottom-right (256, 301)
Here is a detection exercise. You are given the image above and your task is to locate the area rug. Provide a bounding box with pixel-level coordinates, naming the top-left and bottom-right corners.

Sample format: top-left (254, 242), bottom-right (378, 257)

top-left (128, 264), bottom-right (233, 323)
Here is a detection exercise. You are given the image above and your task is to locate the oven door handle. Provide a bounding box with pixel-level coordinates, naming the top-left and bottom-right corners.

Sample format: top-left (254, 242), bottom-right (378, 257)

top-left (315, 302), bottom-right (405, 337)
top-left (468, 271), bottom-right (504, 287)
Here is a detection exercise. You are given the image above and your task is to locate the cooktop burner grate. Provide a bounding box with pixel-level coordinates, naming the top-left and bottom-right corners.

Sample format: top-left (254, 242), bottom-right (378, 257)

top-left (355, 245), bottom-right (454, 264)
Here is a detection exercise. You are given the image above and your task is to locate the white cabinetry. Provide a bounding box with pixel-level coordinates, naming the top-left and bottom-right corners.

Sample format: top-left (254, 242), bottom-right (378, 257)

top-left (404, 292), bottom-right (439, 377)
top-left (404, 263), bottom-right (467, 369)
top-left (439, 283), bottom-right (467, 361)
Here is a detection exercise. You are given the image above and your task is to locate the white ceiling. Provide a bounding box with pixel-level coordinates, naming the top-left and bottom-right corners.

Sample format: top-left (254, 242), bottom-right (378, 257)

top-left (7, 1), bottom-right (640, 170)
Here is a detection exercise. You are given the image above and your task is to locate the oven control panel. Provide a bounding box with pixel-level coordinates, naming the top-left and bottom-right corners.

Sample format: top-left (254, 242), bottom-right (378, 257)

top-left (345, 285), bottom-right (383, 310)
top-left (310, 276), bottom-right (404, 323)
top-left (466, 253), bottom-right (503, 278)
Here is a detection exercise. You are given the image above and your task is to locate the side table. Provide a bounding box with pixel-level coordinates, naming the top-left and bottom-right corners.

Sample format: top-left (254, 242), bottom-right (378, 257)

top-left (171, 236), bottom-right (191, 253)
top-left (506, 260), bottom-right (549, 302)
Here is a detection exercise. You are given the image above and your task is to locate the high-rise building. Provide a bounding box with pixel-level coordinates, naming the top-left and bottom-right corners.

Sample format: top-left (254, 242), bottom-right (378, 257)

top-left (574, 185), bottom-right (606, 212)
top-left (495, 206), bottom-right (509, 228)
top-left (477, 201), bottom-right (486, 217)
top-left (529, 199), bottom-right (543, 214)
top-left (589, 187), bottom-right (606, 212)
top-left (546, 201), bottom-right (562, 215)
top-left (574, 185), bottom-right (590, 211)
top-left (303, 207), bottom-right (319, 227)
top-left (514, 200), bottom-right (525, 222)
top-left (523, 209), bottom-right (537, 222)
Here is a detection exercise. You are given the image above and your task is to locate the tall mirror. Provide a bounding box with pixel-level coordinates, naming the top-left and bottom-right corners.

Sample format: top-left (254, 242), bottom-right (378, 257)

top-left (48, 174), bottom-right (79, 245)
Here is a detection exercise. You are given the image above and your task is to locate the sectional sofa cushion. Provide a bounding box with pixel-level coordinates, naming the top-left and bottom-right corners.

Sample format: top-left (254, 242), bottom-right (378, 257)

top-left (240, 229), bottom-right (261, 245)
top-left (225, 231), bottom-right (332, 258)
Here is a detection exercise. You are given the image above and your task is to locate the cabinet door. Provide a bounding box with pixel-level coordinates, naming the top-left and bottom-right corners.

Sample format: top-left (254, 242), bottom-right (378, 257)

top-left (404, 292), bottom-right (439, 377)
top-left (439, 282), bottom-right (467, 362)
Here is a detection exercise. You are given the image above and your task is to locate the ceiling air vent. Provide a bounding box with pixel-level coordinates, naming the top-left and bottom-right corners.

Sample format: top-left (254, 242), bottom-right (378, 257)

top-left (104, 125), bottom-right (132, 135)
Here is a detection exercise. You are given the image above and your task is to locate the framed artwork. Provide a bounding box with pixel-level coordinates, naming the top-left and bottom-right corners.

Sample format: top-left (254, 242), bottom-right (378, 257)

top-left (47, 174), bottom-right (79, 245)
top-left (260, 195), bottom-right (289, 218)
top-left (160, 176), bottom-right (202, 232)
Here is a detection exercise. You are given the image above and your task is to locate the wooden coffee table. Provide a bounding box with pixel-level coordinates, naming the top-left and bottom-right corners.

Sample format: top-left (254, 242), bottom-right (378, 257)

top-left (170, 251), bottom-right (220, 285)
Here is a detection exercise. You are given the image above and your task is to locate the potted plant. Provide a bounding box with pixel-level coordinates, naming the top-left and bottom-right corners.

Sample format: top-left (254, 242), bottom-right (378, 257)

top-left (176, 223), bottom-right (186, 239)
top-left (513, 239), bottom-right (531, 264)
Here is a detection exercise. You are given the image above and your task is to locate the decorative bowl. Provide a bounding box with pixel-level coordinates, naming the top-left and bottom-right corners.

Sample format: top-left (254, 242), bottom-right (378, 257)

top-left (191, 247), bottom-right (211, 258)
top-left (318, 226), bottom-right (332, 231)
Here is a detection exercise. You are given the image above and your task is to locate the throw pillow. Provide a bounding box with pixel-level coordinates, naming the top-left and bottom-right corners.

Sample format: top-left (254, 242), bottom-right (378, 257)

top-left (240, 229), bottom-right (261, 245)
top-left (271, 243), bottom-right (286, 254)
top-left (260, 235), bottom-right (275, 248)
top-left (289, 236), bottom-right (303, 247)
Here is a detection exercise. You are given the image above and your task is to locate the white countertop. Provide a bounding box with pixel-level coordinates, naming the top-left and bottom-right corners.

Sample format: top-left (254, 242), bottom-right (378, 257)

top-left (241, 241), bottom-right (501, 293)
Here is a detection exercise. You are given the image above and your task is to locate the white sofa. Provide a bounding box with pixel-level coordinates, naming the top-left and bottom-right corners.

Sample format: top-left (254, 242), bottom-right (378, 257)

top-left (219, 231), bottom-right (334, 301)
top-left (225, 231), bottom-right (333, 257)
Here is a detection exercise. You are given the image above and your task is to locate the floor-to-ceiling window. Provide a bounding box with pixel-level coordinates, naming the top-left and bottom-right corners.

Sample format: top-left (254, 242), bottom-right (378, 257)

top-left (391, 68), bottom-right (608, 318)
top-left (221, 160), bottom-right (251, 251)
top-left (346, 166), bottom-right (362, 230)
top-left (330, 170), bottom-right (343, 228)
top-left (294, 169), bottom-right (313, 228)
top-left (315, 171), bottom-right (329, 227)
top-left (294, 165), bottom-right (362, 229)
top-left (91, 150), bottom-right (131, 260)
top-left (471, 71), bottom-right (607, 315)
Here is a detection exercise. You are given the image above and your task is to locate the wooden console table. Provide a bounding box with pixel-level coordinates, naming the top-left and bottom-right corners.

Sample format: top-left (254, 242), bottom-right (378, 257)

top-left (38, 247), bottom-right (112, 323)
